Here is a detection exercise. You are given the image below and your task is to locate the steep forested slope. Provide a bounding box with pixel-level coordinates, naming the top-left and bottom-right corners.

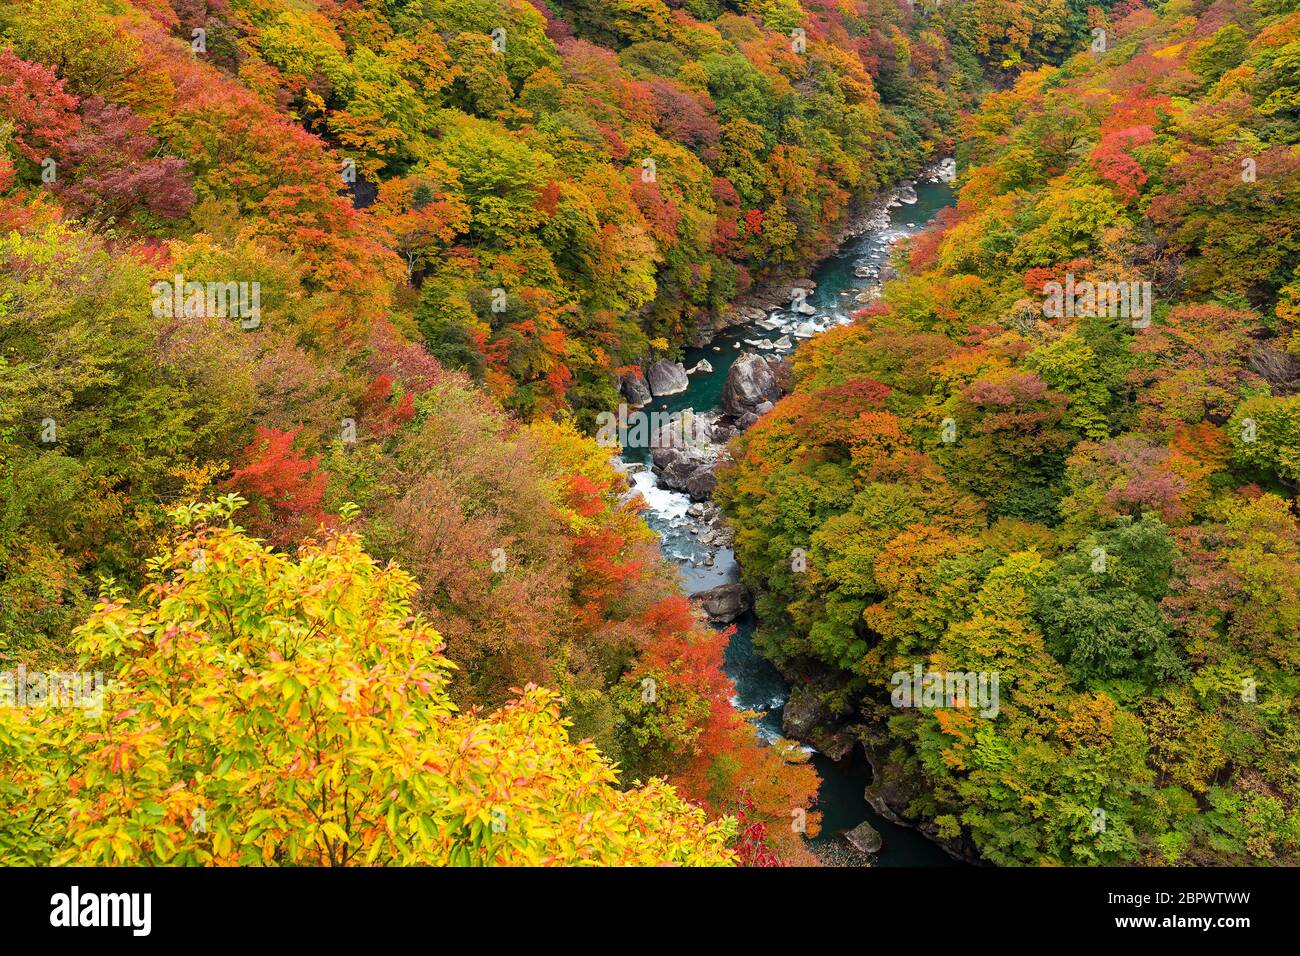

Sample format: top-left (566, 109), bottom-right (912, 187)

top-left (1, 502), bottom-right (745, 865)
top-left (718, 0), bottom-right (1300, 865)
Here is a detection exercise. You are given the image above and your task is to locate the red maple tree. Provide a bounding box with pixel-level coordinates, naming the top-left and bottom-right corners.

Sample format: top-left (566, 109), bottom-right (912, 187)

top-left (221, 426), bottom-right (330, 547)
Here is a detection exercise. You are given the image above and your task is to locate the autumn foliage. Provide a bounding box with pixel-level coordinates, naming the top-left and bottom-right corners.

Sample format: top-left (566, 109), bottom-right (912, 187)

top-left (718, 1), bottom-right (1300, 866)
top-left (9, 0), bottom-right (1293, 871)
top-left (0, 501), bottom-right (736, 866)
top-left (221, 427), bottom-right (330, 547)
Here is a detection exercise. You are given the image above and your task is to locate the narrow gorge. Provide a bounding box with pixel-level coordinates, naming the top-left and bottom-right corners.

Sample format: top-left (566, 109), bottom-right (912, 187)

top-left (617, 169), bottom-right (962, 866)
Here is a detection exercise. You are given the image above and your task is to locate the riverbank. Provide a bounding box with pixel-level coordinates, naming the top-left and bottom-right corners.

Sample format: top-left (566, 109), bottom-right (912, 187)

top-left (619, 168), bottom-right (964, 866)
top-left (683, 159), bottom-right (959, 347)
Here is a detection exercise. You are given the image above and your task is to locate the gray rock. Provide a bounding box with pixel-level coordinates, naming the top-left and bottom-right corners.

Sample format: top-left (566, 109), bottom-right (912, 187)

top-left (655, 451), bottom-right (698, 490)
top-left (690, 582), bottom-right (752, 624)
top-left (1247, 343), bottom-right (1300, 391)
top-left (916, 820), bottom-right (978, 863)
top-left (710, 422), bottom-right (738, 443)
top-left (722, 305), bottom-right (766, 327)
top-left (809, 727), bottom-right (856, 761)
top-left (774, 280), bottom-right (817, 304)
top-left (650, 424), bottom-right (719, 500)
top-left (684, 463), bottom-right (717, 500)
top-left (649, 409), bottom-right (713, 456)
top-left (649, 444), bottom-right (677, 471)
top-left (620, 372), bottom-right (651, 407)
top-left (782, 684), bottom-right (832, 739)
top-left (853, 722), bottom-right (980, 863)
top-left (686, 325), bottom-right (713, 348)
top-left (646, 359), bottom-right (689, 397)
top-left (722, 353), bottom-right (782, 417)
top-left (845, 820), bottom-right (883, 855)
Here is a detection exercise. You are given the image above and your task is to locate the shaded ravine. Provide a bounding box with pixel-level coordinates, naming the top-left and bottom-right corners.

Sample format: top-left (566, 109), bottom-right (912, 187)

top-left (622, 177), bottom-right (959, 866)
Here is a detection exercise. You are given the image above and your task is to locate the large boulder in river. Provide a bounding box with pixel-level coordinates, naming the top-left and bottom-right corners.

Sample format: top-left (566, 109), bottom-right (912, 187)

top-left (656, 451), bottom-right (697, 486)
top-left (654, 451), bottom-right (717, 502)
top-left (649, 410), bottom-right (720, 501)
top-left (649, 410), bottom-right (713, 462)
top-left (620, 371), bottom-right (651, 407)
top-left (646, 359), bottom-right (689, 397)
top-left (722, 353), bottom-right (782, 417)
top-left (808, 726), bottom-right (857, 761)
top-left (845, 820), bottom-right (883, 856)
top-left (684, 465), bottom-right (717, 500)
top-left (782, 684), bottom-right (834, 739)
top-left (690, 583), bottom-right (752, 624)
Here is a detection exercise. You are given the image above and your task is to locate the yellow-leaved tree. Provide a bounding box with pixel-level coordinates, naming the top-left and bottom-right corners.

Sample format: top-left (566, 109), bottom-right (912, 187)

top-left (0, 497), bottom-right (736, 866)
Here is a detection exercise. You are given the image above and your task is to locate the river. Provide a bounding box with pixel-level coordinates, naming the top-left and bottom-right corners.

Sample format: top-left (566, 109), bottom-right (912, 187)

top-left (622, 175), bottom-right (960, 866)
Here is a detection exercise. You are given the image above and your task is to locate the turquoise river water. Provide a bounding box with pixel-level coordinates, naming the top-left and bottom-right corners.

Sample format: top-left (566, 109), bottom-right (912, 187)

top-left (624, 178), bottom-right (960, 866)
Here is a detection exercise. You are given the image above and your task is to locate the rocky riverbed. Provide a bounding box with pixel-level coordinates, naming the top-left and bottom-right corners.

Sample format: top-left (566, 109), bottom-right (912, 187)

top-left (616, 162), bottom-right (966, 866)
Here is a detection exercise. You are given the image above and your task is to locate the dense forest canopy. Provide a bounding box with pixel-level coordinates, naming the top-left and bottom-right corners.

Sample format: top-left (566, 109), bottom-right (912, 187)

top-left (717, 0), bottom-right (1300, 865)
top-left (4, 0), bottom-right (1294, 868)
